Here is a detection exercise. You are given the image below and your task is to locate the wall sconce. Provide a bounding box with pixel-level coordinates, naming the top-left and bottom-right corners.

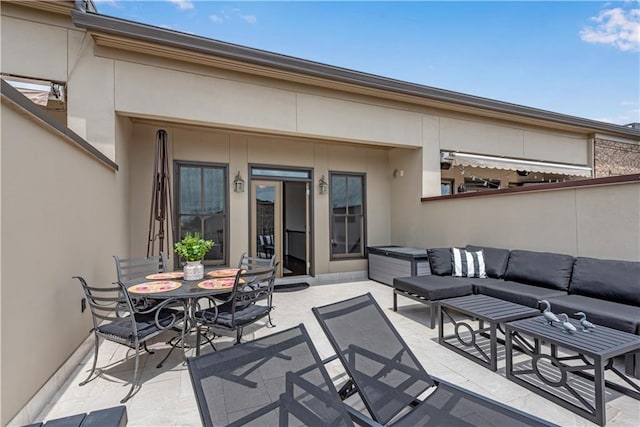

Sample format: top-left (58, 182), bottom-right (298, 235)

top-left (233, 171), bottom-right (245, 193)
top-left (318, 175), bottom-right (328, 194)
top-left (393, 169), bottom-right (404, 178)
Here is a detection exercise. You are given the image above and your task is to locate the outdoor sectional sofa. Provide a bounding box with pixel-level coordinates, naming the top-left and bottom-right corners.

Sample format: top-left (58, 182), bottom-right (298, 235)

top-left (392, 245), bottom-right (640, 375)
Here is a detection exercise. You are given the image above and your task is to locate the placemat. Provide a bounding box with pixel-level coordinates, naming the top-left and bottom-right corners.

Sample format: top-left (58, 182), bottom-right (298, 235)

top-left (145, 271), bottom-right (184, 280)
top-left (207, 268), bottom-right (240, 278)
top-left (198, 278), bottom-right (236, 290)
top-left (128, 281), bottom-right (182, 294)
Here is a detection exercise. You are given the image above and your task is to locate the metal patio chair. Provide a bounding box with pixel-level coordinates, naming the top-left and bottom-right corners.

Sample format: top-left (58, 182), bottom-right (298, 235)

top-left (238, 252), bottom-right (277, 326)
top-left (75, 276), bottom-right (184, 403)
top-left (187, 324), bottom-right (364, 427)
top-left (312, 293), bottom-right (556, 427)
top-left (195, 265), bottom-right (278, 345)
top-left (113, 252), bottom-right (169, 286)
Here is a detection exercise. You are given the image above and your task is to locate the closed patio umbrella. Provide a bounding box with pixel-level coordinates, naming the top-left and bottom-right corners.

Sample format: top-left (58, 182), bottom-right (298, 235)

top-left (147, 129), bottom-right (173, 257)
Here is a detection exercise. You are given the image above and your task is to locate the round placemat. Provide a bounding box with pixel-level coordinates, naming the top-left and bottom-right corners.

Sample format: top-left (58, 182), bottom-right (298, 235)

top-left (128, 281), bottom-right (182, 294)
top-left (145, 271), bottom-right (184, 280)
top-left (207, 268), bottom-right (240, 278)
top-left (198, 278), bottom-right (236, 290)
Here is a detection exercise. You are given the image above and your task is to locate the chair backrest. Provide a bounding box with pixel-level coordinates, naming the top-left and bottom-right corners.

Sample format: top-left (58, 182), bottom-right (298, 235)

top-left (228, 264), bottom-right (278, 310)
top-left (237, 252), bottom-right (276, 270)
top-left (312, 293), bottom-right (435, 425)
top-left (75, 276), bottom-right (139, 342)
top-left (187, 324), bottom-right (354, 427)
top-left (113, 253), bottom-right (168, 286)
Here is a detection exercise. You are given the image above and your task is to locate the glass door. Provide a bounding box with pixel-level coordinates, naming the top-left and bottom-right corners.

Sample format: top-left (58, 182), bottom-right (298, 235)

top-left (251, 180), bottom-right (283, 276)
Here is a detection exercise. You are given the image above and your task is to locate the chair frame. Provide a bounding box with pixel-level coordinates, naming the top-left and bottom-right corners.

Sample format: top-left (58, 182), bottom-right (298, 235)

top-left (75, 276), bottom-right (184, 403)
top-left (113, 252), bottom-right (168, 286)
top-left (197, 265), bottom-right (278, 345)
top-left (238, 252), bottom-right (277, 326)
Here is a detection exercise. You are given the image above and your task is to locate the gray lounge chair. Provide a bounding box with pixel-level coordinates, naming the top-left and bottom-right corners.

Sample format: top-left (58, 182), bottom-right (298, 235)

top-left (187, 324), bottom-right (370, 426)
top-left (312, 293), bottom-right (556, 426)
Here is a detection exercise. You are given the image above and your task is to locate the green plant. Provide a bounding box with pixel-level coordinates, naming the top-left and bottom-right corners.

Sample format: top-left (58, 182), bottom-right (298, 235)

top-left (174, 232), bottom-right (214, 262)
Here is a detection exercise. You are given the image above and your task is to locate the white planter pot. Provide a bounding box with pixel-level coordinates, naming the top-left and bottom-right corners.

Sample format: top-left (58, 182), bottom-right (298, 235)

top-left (184, 260), bottom-right (204, 280)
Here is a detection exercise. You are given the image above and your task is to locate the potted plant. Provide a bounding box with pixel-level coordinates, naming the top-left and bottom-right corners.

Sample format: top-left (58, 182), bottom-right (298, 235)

top-left (174, 232), bottom-right (214, 280)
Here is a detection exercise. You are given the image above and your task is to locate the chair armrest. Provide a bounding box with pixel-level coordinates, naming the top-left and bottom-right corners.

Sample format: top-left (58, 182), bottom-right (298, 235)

top-left (344, 405), bottom-right (383, 427)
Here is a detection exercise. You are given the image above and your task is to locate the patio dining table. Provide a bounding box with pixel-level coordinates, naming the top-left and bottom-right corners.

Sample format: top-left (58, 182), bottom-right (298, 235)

top-left (126, 268), bottom-right (242, 362)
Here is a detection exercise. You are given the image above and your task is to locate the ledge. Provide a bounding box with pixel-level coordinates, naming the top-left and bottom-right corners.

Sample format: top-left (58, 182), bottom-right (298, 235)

top-left (1, 79), bottom-right (118, 171)
top-left (421, 173), bottom-right (640, 202)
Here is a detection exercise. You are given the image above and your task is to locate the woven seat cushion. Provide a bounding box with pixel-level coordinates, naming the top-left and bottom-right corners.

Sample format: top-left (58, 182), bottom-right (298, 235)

top-left (546, 295), bottom-right (640, 334)
top-left (475, 279), bottom-right (566, 309)
top-left (98, 308), bottom-right (183, 342)
top-left (393, 275), bottom-right (474, 301)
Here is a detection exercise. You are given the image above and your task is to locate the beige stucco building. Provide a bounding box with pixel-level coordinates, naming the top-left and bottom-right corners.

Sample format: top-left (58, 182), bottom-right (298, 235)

top-left (2, 1), bottom-right (639, 424)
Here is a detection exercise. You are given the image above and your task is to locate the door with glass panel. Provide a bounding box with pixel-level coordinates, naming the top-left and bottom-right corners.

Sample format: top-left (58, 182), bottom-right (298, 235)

top-left (175, 162), bottom-right (227, 266)
top-left (251, 180), bottom-right (283, 276)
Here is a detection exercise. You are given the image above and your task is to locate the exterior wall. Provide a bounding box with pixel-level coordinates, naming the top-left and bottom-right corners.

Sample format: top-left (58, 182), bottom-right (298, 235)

top-left (594, 137), bottom-right (640, 177)
top-left (0, 104), bottom-right (130, 425)
top-left (128, 122), bottom-right (391, 274)
top-left (392, 181), bottom-right (640, 261)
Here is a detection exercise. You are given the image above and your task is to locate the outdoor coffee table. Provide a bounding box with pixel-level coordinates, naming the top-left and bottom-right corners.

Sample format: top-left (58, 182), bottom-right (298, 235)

top-left (505, 316), bottom-right (640, 426)
top-left (438, 294), bottom-right (540, 371)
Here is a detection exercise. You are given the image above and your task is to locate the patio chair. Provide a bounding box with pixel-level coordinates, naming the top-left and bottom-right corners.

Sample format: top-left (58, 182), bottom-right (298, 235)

top-left (238, 252), bottom-right (277, 326)
top-left (187, 324), bottom-right (363, 427)
top-left (195, 265), bottom-right (277, 345)
top-left (312, 293), bottom-right (556, 426)
top-left (75, 276), bottom-right (184, 403)
top-left (113, 252), bottom-right (168, 286)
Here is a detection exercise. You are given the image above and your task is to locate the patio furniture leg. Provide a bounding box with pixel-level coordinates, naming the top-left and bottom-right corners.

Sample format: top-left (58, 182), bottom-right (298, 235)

top-left (121, 343), bottom-right (141, 403)
top-left (429, 302), bottom-right (437, 329)
top-left (142, 342), bottom-right (154, 355)
top-left (393, 292), bottom-right (397, 311)
top-left (79, 336), bottom-right (100, 386)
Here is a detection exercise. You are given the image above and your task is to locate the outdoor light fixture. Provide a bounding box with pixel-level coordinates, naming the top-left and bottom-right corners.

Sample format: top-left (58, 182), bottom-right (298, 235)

top-left (318, 175), bottom-right (328, 194)
top-left (233, 171), bottom-right (245, 193)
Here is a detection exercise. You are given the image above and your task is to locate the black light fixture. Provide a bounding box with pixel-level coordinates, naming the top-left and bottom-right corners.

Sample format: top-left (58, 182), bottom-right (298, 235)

top-left (319, 175), bottom-right (328, 194)
top-left (440, 161), bottom-right (452, 170)
top-left (233, 171), bottom-right (245, 193)
top-left (517, 170), bottom-right (529, 177)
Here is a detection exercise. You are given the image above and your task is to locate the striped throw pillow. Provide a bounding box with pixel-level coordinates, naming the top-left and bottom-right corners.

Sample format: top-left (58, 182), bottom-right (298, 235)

top-left (451, 248), bottom-right (487, 278)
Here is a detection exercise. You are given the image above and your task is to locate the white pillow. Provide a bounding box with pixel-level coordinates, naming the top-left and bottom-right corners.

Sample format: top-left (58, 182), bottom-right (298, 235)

top-left (451, 248), bottom-right (487, 278)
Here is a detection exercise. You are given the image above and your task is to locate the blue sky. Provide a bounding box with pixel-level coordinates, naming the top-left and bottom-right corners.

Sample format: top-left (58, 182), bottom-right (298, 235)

top-left (94, 1), bottom-right (640, 125)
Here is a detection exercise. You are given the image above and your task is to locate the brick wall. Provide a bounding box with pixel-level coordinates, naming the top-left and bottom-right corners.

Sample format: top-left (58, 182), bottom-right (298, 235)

top-left (594, 137), bottom-right (640, 177)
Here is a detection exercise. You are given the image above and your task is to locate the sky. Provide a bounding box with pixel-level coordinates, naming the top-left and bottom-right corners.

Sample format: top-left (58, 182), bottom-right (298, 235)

top-left (93, 1), bottom-right (640, 125)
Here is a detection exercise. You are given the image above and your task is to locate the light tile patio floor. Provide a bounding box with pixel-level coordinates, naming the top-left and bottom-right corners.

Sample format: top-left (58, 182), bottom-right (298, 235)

top-left (34, 280), bottom-right (639, 426)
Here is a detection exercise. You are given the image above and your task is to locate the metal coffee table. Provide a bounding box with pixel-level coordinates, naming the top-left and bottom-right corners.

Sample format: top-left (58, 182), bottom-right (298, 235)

top-left (439, 294), bottom-right (540, 371)
top-left (505, 316), bottom-right (640, 426)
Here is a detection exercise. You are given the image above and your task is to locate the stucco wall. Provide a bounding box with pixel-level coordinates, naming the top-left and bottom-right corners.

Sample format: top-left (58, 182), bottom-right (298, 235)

top-left (0, 103), bottom-right (130, 425)
top-left (391, 179), bottom-right (640, 261)
top-left (128, 122), bottom-right (391, 274)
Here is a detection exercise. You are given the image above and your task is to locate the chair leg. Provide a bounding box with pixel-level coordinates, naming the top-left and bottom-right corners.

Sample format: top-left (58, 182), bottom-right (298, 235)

top-left (235, 328), bottom-right (243, 345)
top-left (79, 335), bottom-right (100, 386)
top-left (142, 342), bottom-right (154, 355)
top-left (121, 344), bottom-right (141, 403)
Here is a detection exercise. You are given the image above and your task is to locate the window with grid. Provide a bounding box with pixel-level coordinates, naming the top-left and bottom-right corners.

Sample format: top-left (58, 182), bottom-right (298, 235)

top-left (175, 162), bottom-right (227, 266)
top-left (330, 173), bottom-right (366, 259)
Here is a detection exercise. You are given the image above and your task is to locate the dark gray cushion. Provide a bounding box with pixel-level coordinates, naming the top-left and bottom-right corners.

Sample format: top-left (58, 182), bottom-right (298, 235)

top-left (569, 257), bottom-right (640, 306)
top-left (475, 279), bottom-right (567, 309)
top-left (210, 304), bottom-right (270, 327)
top-left (546, 295), bottom-right (640, 334)
top-left (466, 245), bottom-right (510, 279)
top-left (98, 309), bottom-right (183, 342)
top-left (428, 248), bottom-right (453, 276)
top-left (504, 250), bottom-right (575, 291)
top-left (393, 275), bottom-right (474, 301)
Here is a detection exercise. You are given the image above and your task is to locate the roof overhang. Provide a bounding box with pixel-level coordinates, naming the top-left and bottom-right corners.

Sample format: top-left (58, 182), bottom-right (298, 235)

top-left (70, 10), bottom-right (640, 140)
top-left (442, 152), bottom-right (592, 177)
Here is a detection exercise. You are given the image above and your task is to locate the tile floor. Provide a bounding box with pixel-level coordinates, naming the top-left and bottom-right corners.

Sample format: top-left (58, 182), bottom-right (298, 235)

top-left (34, 280), bottom-right (639, 426)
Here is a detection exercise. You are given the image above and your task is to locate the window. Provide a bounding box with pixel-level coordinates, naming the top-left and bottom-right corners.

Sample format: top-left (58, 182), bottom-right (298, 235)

top-left (463, 177), bottom-right (501, 192)
top-left (175, 162), bottom-right (228, 266)
top-left (330, 173), bottom-right (365, 259)
top-left (441, 179), bottom-right (454, 195)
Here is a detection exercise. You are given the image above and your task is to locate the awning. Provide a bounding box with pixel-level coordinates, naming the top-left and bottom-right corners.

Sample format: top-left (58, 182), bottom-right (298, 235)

top-left (1, 76), bottom-right (64, 108)
top-left (442, 152), bottom-right (592, 177)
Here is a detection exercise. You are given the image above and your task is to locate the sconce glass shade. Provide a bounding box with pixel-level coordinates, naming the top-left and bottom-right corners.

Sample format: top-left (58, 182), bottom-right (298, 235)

top-left (233, 171), bottom-right (245, 193)
top-left (319, 175), bottom-right (328, 194)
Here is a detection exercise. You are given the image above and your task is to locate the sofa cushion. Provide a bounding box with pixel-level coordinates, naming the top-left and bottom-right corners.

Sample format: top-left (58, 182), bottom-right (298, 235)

top-left (427, 248), bottom-right (453, 276)
top-left (475, 279), bottom-right (567, 309)
top-left (466, 245), bottom-right (510, 279)
top-left (504, 250), bottom-right (575, 291)
top-left (393, 275), bottom-right (474, 301)
top-left (451, 248), bottom-right (487, 278)
top-left (546, 295), bottom-right (640, 334)
top-left (569, 257), bottom-right (640, 306)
